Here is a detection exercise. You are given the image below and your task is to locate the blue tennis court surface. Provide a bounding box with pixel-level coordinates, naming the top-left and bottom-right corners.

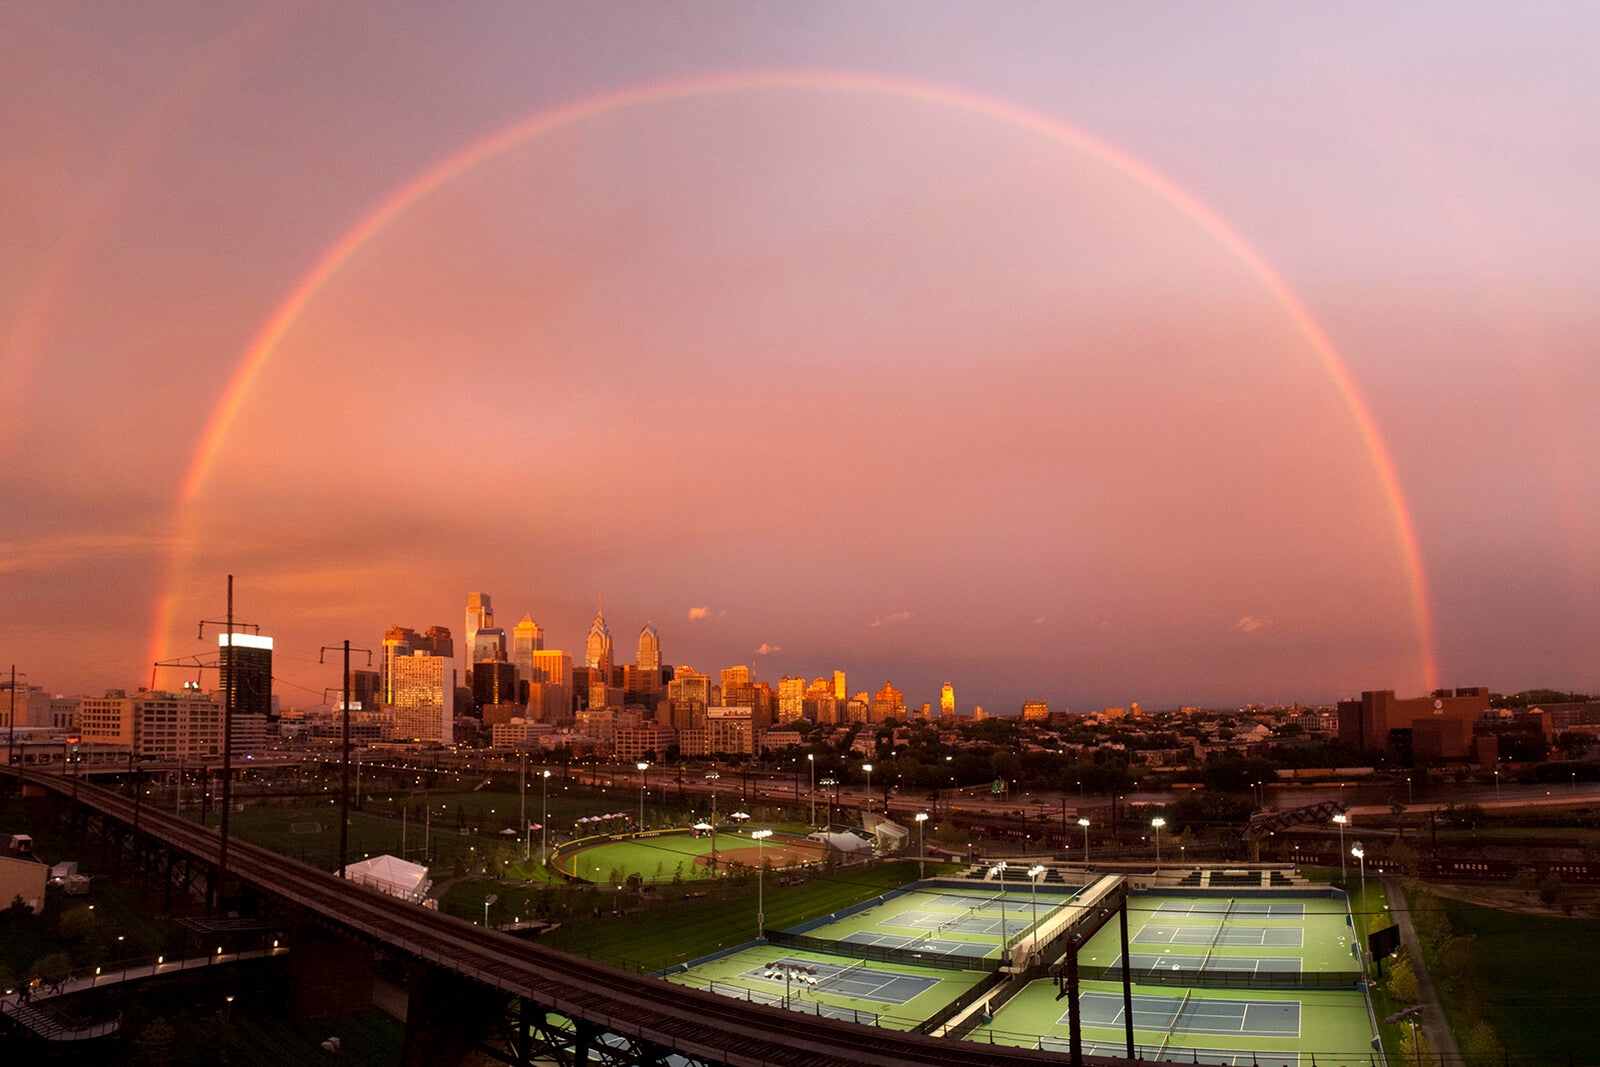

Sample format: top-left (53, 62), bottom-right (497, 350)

top-left (1136, 924), bottom-right (1303, 948)
top-left (1037, 1038), bottom-right (1300, 1066)
top-left (743, 957), bottom-right (937, 1005)
top-left (1111, 952), bottom-right (1302, 976)
top-left (885, 908), bottom-right (1015, 937)
top-left (1156, 900), bottom-right (1305, 919)
top-left (1070, 991), bottom-right (1301, 1038)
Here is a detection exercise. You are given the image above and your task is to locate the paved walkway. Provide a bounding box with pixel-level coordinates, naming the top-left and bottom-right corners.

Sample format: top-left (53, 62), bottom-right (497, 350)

top-left (1383, 874), bottom-right (1462, 1062)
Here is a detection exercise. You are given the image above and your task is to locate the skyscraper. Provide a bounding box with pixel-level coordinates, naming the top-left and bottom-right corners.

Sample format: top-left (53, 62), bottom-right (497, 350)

top-left (637, 622), bottom-right (661, 674)
top-left (512, 615), bottom-right (543, 701)
top-left (218, 633), bottom-right (273, 719)
top-left (465, 592), bottom-right (493, 683)
top-left (941, 682), bottom-right (955, 719)
top-left (585, 600), bottom-right (613, 677)
top-left (389, 650), bottom-right (455, 743)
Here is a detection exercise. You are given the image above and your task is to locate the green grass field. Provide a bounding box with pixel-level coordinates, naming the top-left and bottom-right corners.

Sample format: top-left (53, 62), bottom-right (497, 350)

top-left (1435, 895), bottom-right (1600, 1063)
top-left (556, 829), bottom-right (825, 884)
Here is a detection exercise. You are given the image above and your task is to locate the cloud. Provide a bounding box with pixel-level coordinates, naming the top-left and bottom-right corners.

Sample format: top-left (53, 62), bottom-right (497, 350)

top-left (687, 606), bottom-right (710, 620)
top-left (753, 642), bottom-right (781, 655)
top-left (1033, 614), bottom-right (1048, 625)
top-left (1236, 615), bottom-right (1264, 634)
top-left (871, 610), bottom-right (912, 628)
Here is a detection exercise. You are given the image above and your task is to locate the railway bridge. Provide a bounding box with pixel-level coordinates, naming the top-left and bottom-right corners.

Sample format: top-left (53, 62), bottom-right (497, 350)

top-left (7, 771), bottom-right (1131, 1067)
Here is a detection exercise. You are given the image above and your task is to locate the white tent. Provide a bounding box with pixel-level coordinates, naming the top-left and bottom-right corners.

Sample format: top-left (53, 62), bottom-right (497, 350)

top-left (344, 854), bottom-right (432, 903)
top-left (862, 811), bottom-right (909, 854)
top-left (807, 829), bottom-right (874, 857)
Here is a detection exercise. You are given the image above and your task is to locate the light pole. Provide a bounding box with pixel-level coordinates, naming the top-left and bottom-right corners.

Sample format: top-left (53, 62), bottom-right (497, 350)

top-left (807, 753), bottom-right (815, 827)
top-left (915, 812), bottom-right (928, 879)
top-left (706, 772), bottom-right (720, 871)
top-left (820, 777), bottom-right (837, 826)
top-left (1494, 768), bottom-right (1500, 800)
top-left (1151, 816), bottom-right (1166, 872)
top-left (540, 769), bottom-right (551, 863)
top-left (1078, 817), bottom-right (1090, 866)
top-left (637, 762), bottom-right (649, 830)
top-left (862, 763), bottom-right (873, 811)
top-left (1386, 1005), bottom-right (1424, 1067)
top-left (990, 862), bottom-right (1009, 964)
top-left (520, 752), bottom-right (528, 861)
top-left (484, 892), bottom-right (497, 927)
top-left (1333, 813), bottom-right (1348, 883)
top-left (751, 828), bottom-right (773, 935)
top-left (1352, 843), bottom-right (1367, 972)
top-left (1027, 864), bottom-right (1046, 936)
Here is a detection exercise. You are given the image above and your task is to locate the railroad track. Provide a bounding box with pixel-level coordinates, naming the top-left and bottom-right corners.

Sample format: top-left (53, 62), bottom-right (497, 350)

top-left (24, 772), bottom-right (1121, 1066)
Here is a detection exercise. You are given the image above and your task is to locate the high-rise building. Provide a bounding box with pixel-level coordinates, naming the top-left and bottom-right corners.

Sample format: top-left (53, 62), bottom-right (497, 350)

top-left (637, 622), bottom-right (661, 674)
top-left (472, 661), bottom-right (518, 712)
top-left (388, 651), bottom-right (455, 743)
top-left (465, 592), bottom-right (493, 683)
top-left (667, 667), bottom-right (710, 733)
top-left (833, 670), bottom-right (847, 702)
top-left (472, 627), bottom-right (506, 665)
top-left (527, 650), bottom-right (573, 722)
top-left (512, 615), bottom-right (543, 697)
top-left (585, 600), bottom-right (613, 676)
top-left (777, 676), bottom-right (806, 722)
top-left (869, 682), bottom-right (905, 722)
top-left (218, 633), bottom-right (273, 719)
top-left (940, 683), bottom-right (955, 719)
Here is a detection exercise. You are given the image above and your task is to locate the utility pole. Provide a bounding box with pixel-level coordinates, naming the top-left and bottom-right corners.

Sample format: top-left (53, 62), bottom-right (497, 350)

top-left (5, 665), bottom-right (21, 784)
top-left (320, 641), bottom-right (374, 879)
top-left (194, 577), bottom-right (261, 915)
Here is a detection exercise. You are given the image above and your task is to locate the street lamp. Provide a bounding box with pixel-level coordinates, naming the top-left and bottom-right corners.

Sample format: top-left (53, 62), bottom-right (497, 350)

top-left (915, 812), bottom-right (929, 880)
top-left (706, 772), bottom-right (721, 872)
top-left (540, 770), bottom-right (551, 863)
top-left (1078, 817), bottom-right (1090, 866)
top-left (862, 763), bottom-right (873, 811)
top-left (484, 893), bottom-right (497, 927)
top-left (807, 754), bottom-right (816, 827)
top-left (637, 762), bottom-right (649, 830)
top-left (1151, 817), bottom-right (1166, 872)
top-left (820, 777), bottom-right (837, 826)
top-left (751, 829), bottom-right (773, 935)
top-left (1351, 843), bottom-right (1367, 971)
top-left (1027, 864), bottom-right (1047, 939)
top-left (1333, 813), bottom-right (1348, 883)
top-left (1386, 1005), bottom-right (1424, 1067)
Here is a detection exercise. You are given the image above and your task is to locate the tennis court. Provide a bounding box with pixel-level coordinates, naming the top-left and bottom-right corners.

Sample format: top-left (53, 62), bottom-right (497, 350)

top-left (1109, 952), bottom-right (1302, 977)
top-left (1156, 900), bottom-right (1305, 919)
top-left (1072, 990), bottom-right (1302, 1038)
top-left (915, 890), bottom-right (1048, 916)
top-left (743, 956), bottom-right (937, 1005)
top-left (839, 930), bottom-right (991, 959)
top-left (1135, 924), bottom-right (1304, 948)
top-left (885, 908), bottom-right (1013, 937)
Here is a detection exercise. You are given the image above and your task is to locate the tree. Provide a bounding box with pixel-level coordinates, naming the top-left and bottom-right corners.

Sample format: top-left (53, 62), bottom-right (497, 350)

top-left (1462, 1020), bottom-right (1505, 1065)
top-left (1386, 951), bottom-right (1418, 1003)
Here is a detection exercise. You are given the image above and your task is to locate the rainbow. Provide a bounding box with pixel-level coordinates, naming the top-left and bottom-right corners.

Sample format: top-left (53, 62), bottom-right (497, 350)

top-left (153, 70), bottom-right (1437, 687)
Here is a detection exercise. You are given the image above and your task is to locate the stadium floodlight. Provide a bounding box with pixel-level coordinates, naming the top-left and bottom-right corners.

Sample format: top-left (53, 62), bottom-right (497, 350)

top-left (915, 812), bottom-right (929, 880)
top-left (1151, 816), bottom-right (1167, 872)
top-left (1077, 817), bottom-right (1091, 866)
top-left (1027, 864), bottom-right (1048, 937)
top-left (1333, 813), bottom-right (1349, 882)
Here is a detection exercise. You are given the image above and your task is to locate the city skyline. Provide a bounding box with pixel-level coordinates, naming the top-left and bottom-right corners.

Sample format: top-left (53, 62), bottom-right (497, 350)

top-left (4, 6), bottom-right (1598, 709)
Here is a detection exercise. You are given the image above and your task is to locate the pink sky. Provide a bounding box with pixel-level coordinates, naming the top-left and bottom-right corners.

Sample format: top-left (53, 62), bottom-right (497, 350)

top-left (3, 4), bottom-right (1597, 712)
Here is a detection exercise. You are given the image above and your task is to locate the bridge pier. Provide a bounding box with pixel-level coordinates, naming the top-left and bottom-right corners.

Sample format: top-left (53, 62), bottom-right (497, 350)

top-left (401, 961), bottom-right (508, 1067)
top-left (288, 923), bottom-right (375, 1020)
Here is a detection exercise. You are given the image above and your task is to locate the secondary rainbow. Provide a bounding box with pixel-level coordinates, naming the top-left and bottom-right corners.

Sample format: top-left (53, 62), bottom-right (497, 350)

top-left (153, 69), bottom-right (1438, 687)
